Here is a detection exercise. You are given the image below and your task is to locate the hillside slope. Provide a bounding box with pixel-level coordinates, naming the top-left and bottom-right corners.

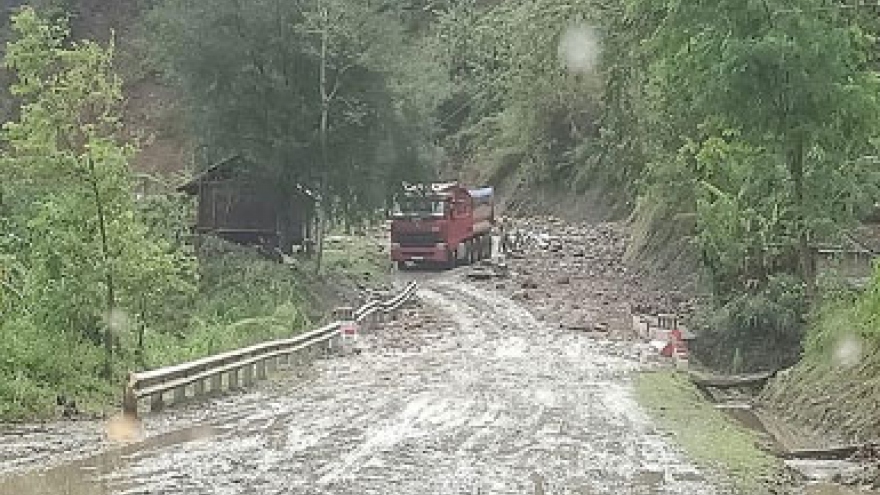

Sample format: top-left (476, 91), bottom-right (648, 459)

top-left (0, 0), bottom-right (187, 177)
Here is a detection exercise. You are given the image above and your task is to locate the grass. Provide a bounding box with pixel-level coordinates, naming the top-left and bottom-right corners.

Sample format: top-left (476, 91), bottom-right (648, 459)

top-left (760, 305), bottom-right (880, 441)
top-left (322, 232), bottom-right (391, 284)
top-left (0, 233), bottom-right (391, 421)
top-left (634, 370), bottom-right (780, 494)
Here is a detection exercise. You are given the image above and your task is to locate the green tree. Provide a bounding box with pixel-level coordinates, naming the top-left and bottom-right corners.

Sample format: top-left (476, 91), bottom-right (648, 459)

top-left (151, 0), bottom-right (435, 265)
top-left (596, 0), bottom-right (880, 368)
top-left (431, 0), bottom-right (603, 187)
top-left (1, 7), bottom-right (195, 378)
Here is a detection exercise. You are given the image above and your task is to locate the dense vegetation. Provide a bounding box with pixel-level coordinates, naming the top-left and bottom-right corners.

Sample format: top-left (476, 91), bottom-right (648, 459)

top-left (421, 0), bottom-right (880, 370)
top-left (600, 0), bottom-right (880, 370)
top-left (0, 5), bottom-right (395, 419)
top-left (2, 0), bottom-right (880, 418)
top-left (149, 0), bottom-right (440, 226)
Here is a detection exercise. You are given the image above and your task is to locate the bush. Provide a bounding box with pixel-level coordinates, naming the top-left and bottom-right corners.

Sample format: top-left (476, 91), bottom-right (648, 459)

top-left (692, 275), bottom-right (807, 372)
top-left (0, 317), bottom-right (109, 419)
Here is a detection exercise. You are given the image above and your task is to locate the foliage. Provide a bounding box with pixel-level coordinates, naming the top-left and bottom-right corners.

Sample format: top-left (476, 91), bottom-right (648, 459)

top-left (599, 0), bottom-right (880, 366)
top-left (0, 7), bottom-right (198, 418)
top-left (1, 7), bottom-right (197, 377)
top-left (149, 0), bottom-right (436, 231)
top-left (322, 232), bottom-right (391, 284)
top-left (0, 5), bottom-right (404, 419)
top-left (805, 260), bottom-right (880, 362)
top-left (431, 0), bottom-right (604, 187)
top-left (429, 0), bottom-right (880, 368)
top-left (762, 270), bottom-right (880, 440)
top-left (691, 275), bottom-right (807, 372)
top-left (142, 241), bottom-right (314, 368)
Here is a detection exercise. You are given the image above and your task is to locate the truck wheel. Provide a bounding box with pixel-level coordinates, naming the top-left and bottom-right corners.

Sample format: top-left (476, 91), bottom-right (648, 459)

top-left (397, 261), bottom-right (409, 271)
top-left (445, 249), bottom-right (456, 269)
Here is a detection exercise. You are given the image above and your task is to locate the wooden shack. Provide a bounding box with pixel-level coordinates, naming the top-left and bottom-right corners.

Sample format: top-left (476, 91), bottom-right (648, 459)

top-left (177, 155), bottom-right (316, 254)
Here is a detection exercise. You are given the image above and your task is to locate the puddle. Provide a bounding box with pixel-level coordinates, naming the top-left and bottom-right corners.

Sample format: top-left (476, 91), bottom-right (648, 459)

top-left (0, 424), bottom-right (222, 495)
top-left (716, 404), bottom-right (770, 435)
top-left (715, 403), bottom-right (785, 454)
top-left (786, 460), bottom-right (867, 482)
top-left (803, 484), bottom-right (880, 495)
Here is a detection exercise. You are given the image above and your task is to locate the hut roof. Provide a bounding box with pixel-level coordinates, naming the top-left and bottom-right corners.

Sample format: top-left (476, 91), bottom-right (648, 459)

top-left (177, 155), bottom-right (317, 200)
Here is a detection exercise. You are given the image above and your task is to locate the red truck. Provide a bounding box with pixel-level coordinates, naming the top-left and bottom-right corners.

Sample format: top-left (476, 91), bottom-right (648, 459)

top-left (390, 182), bottom-right (495, 269)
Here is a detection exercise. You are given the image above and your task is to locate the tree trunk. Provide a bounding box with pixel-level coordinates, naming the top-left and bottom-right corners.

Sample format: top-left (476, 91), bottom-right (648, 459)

top-left (88, 156), bottom-right (116, 379)
top-left (137, 298), bottom-right (146, 367)
top-left (788, 139), bottom-right (816, 300)
top-left (315, 7), bottom-right (330, 275)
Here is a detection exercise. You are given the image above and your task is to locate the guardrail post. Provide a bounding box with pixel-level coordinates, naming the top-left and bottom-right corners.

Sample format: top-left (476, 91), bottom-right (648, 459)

top-left (173, 386), bottom-right (186, 405)
top-left (210, 374), bottom-right (222, 394)
top-left (280, 354), bottom-right (289, 367)
top-left (194, 379), bottom-right (205, 398)
top-left (228, 369), bottom-right (239, 390)
top-left (267, 356), bottom-right (277, 373)
top-left (242, 365), bottom-right (254, 387)
top-left (150, 393), bottom-right (164, 413)
top-left (123, 379), bottom-right (138, 418)
top-left (256, 360), bottom-right (267, 381)
top-left (333, 306), bottom-right (354, 321)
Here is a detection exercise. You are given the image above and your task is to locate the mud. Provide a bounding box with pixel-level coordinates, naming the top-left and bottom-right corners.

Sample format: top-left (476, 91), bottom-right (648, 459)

top-left (0, 271), bottom-right (728, 494)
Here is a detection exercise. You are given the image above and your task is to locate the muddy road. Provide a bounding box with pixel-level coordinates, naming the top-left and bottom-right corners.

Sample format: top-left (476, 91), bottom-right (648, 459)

top-left (0, 265), bottom-right (728, 495)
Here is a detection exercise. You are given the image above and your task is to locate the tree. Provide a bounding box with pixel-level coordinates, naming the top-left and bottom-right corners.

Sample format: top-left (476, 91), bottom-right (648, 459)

top-left (151, 0), bottom-right (436, 266)
top-left (1, 7), bottom-right (194, 378)
top-left (431, 0), bottom-right (604, 187)
top-left (592, 0), bottom-right (880, 368)
top-left (646, 0), bottom-right (880, 297)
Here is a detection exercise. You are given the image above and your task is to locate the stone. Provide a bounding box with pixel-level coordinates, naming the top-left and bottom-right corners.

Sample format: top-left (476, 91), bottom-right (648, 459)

top-left (511, 290), bottom-right (531, 301)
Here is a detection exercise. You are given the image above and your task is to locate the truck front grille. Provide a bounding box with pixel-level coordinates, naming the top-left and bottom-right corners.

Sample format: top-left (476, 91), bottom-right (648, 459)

top-left (393, 232), bottom-right (441, 247)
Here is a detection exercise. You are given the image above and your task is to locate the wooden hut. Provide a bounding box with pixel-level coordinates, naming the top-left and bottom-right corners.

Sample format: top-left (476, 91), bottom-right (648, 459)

top-left (177, 155), bottom-right (316, 254)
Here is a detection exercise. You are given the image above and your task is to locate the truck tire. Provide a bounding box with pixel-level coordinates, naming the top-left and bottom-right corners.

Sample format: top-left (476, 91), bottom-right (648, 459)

top-left (445, 249), bottom-right (456, 270)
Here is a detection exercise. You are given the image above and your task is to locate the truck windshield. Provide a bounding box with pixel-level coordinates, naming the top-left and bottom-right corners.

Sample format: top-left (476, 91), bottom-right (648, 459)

top-left (392, 197), bottom-right (446, 218)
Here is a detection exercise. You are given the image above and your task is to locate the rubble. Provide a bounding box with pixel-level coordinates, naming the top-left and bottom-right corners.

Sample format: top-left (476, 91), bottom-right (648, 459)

top-left (493, 216), bottom-right (697, 340)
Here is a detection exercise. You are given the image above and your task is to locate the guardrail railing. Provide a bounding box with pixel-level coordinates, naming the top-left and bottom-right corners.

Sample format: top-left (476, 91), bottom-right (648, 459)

top-left (123, 281), bottom-right (418, 417)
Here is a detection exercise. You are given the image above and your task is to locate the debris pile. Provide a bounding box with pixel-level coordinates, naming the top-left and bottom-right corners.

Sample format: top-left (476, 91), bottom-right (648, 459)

top-left (468, 216), bottom-right (698, 341)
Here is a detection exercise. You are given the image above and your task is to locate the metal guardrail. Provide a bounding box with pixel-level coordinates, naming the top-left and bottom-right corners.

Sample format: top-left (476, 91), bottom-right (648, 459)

top-left (353, 281), bottom-right (418, 323)
top-left (123, 281), bottom-right (418, 417)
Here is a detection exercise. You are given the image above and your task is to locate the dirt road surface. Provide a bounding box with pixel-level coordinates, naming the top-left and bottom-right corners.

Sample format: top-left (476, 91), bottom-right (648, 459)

top-left (0, 265), bottom-right (728, 495)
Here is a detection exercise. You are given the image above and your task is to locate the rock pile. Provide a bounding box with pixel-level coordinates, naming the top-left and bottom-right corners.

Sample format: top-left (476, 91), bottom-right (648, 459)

top-left (468, 216), bottom-right (699, 339)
